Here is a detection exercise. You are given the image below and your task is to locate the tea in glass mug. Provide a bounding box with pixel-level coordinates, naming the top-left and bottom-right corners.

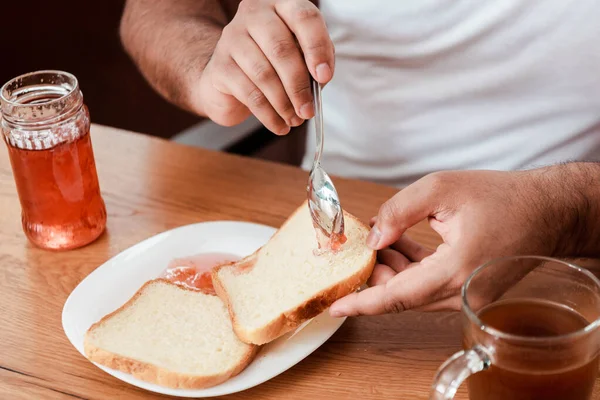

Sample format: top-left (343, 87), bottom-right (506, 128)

top-left (430, 256), bottom-right (600, 400)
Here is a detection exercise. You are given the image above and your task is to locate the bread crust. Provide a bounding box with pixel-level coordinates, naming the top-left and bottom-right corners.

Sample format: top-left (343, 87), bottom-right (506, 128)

top-left (212, 201), bottom-right (377, 345)
top-left (84, 279), bottom-right (260, 389)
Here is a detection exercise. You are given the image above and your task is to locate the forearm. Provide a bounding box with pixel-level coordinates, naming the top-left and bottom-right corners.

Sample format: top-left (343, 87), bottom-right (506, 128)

top-left (120, 0), bottom-right (239, 115)
top-left (530, 162), bottom-right (600, 258)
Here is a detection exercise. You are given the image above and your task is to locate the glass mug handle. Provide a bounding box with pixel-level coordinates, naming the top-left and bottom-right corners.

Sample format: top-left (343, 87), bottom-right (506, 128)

top-left (429, 346), bottom-right (491, 399)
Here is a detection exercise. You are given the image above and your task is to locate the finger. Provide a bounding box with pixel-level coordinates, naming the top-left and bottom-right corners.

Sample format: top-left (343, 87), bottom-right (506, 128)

top-left (330, 260), bottom-right (453, 317)
top-left (390, 235), bottom-right (434, 263)
top-left (246, 14), bottom-right (314, 120)
top-left (367, 174), bottom-right (445, 250)
top-left (413, 295), bottom-right (462, 312)
top-left (367, 263), bottom-right (397, 287)
top-left (275, 1), bottom-right (335, 84)
top-left (215, 56), bottom-right (290, 135)
top-left (231, 33), bottom-right (303, 127)
top-left (377, 248), bottom-right (411, 273)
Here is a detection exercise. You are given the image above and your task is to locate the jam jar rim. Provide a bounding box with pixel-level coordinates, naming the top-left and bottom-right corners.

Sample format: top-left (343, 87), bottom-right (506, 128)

top-left (1, 70), bottom-right (82, 127)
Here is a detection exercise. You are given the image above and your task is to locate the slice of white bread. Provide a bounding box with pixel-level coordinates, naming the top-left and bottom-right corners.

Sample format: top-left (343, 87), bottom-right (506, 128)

top-left (84, 279), bottom-right (259, 389)
top-left (213, 200), bottom-right (376, 345)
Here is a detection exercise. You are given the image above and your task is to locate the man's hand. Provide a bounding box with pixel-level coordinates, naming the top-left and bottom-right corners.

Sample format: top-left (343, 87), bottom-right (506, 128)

top-left (121, 0), bottom-right (332, 135)
top-left (330, 164), bottom-right (600, 317)
top-left (196, 0), bottom-right (334, 135)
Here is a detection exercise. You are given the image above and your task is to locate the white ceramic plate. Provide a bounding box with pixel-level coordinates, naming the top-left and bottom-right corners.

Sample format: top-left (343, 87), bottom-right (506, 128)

top-left (62, 221), bottom-right (346, 397)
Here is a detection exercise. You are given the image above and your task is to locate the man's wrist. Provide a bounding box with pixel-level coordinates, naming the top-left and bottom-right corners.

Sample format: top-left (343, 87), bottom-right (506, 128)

top-left (120, 1), bottom-right (227, 116)
top-left (529, 162), bottom-right (600, 258)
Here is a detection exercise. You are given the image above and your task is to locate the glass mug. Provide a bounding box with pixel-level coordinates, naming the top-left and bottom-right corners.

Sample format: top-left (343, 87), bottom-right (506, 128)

top-left (1, 70), bottom-right (106, 250)
top-left (431, 256), bottom-right (600, 400)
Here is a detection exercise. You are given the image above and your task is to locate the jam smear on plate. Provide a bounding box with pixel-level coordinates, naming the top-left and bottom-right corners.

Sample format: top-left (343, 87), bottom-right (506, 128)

top-left (160, 252), bottom-right (240, 295)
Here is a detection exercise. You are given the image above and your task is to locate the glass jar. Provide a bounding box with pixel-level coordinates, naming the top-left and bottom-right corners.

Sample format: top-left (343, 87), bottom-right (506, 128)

top-left (1, 70), bottom-right (107, 250)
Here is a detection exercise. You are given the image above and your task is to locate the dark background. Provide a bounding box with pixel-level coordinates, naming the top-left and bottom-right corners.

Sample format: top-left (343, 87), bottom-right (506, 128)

top-left (2, 1), bottom-right (305, 165)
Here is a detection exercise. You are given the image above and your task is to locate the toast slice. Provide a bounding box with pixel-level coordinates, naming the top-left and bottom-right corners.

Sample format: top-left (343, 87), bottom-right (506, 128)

top-left (84, 279), bottom-right (259, 389)
top-left (213, 201), bottom-right (376, 345)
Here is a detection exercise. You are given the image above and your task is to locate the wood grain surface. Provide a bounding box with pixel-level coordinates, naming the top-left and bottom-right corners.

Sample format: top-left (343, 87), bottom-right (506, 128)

top-left (0, 125), bottom-right (597, 400)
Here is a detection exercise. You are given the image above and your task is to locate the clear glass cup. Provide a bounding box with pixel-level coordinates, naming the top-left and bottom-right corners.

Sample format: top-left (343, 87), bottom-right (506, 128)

top-left (430, 256), bottom-right (600, 400)
top-left (1, 70), bottom-right (107, 250)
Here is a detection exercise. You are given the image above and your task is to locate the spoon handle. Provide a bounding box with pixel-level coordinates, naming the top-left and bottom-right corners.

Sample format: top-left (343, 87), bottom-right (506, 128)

top-left (311, 78), bottom-right (324, 168)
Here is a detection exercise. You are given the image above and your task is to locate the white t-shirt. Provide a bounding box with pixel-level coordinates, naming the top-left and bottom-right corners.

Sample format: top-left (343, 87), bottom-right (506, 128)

top-left (301, 0), bottom-right (600, 187)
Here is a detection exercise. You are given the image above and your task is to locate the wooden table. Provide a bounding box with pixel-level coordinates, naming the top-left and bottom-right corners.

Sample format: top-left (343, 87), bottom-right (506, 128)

top-left (0, 125), bottom-right (594, 399)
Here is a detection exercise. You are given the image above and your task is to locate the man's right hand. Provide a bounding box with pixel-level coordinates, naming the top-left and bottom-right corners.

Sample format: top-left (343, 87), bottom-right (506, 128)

top-left (329, 163), bottom-right (600, 318)
top-left (193, 0), bottom-right (334, 135)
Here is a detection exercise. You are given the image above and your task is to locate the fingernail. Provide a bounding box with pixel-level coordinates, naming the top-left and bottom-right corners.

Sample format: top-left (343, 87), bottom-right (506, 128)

top-left (300, 102), bottom-right (314, 119)
top-left (366, 225), bottom-right (381, 249)
top-left (315, 63), bottom-right (331, 83)
top-left (278, 126), bottom-right (290, 135)
top-left (290, 116), bottom-right (304, 127)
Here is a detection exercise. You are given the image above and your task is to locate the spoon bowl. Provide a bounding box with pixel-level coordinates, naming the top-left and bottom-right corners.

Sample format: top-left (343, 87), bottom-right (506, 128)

top-left (308, 166), bottom-right (344, 237)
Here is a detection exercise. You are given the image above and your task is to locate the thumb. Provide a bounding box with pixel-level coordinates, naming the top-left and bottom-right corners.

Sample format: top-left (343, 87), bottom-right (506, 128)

top-left (367, 176), bottom-right (441, 250)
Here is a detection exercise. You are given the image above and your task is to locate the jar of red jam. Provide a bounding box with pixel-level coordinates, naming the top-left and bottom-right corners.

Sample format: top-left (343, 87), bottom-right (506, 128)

top-left (1, 70), bottom-right (107, 250)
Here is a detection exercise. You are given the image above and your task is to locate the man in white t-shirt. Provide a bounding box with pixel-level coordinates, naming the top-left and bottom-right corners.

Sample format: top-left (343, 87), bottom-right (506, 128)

top-left (119, 1), bottom-right (600, 312)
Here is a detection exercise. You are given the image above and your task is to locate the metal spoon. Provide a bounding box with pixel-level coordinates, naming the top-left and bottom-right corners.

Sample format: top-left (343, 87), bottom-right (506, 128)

top-left (307, 78), bottom-right (345, 247)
